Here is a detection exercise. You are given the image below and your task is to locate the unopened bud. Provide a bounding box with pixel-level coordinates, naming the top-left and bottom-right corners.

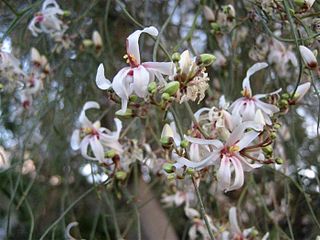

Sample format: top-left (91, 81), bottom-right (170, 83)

top-left (160, 136), bottom-right (173, 147)
top-left (263, 145), bottom-right (273, 155)
top-left (196, 54), bottom-right (216, 66)
top-left (274, 123), bottom-right (281, 129)
top-left (164, 81), bottom-right (180, 96)
top-left (279, 99), bottom-right (289, 108)
top-left (148, 81), bottom-right (157, 93)
top-left (161, 92), bottom-right (171, 101)
top-left (82, 39), bottom-right (93, 47)
top-left (63, 10), bottom-right (71, 16)
top-left (203, 6), bottom-right (215, 22)
top-left (275, 157), bottom-right (284, 164)
top-left (299, 45), bottom-right (318, 69)
top-left (163, 163), bottom-right (175, 173)
top-left (129, 95), bottom-right (138, 102)
top-left (186, 167), bottom-right (195, 175)
top-left (281, 93), bottom-right (290, 100)
top-left (92, 30), bottom-right (103, 49)
top-left (172, 52), bottom-right (181, 62)
top-left (270, 132), bottom-right (277, 140)
top-left (115, 171), bottom-right (127, 181)
top-left (210, 22), bottom-right (221, 32)
top-left (180, 140), bottom-right (189, 148)
top-left (105, 150), bottom-right (116, 158)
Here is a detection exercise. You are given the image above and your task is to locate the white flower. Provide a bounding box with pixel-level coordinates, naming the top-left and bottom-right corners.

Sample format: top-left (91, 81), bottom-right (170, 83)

top-left (0, 50), bottom-right (26, 81)
top-left (299, 45), bottom-right (318, 69)
top-left (229, 62), bottom-right (281, 125)
top-left (71, 101), bottom-right (123, 162)
top-left (0, 146), bottom-right (10, 170)
top-left (28, 0), bottom-right (66, 37)
top-left (179, 120), bottom-right (263, 192)
top-left (95, 26), bottom-right (174, 113)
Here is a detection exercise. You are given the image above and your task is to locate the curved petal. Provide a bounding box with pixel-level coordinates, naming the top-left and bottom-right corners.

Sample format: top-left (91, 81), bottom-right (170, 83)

top-left (184, 135), bottom-right (223, 149)
top-left (90, 137), bottom-right (105, 162)
top-left (142, 62), bottom-right (174, 76)
top-left (254, 100), bottom-right (279, 115)
top-left (194, 107), bottom-right (211, 122)
top-left (96, 64), bottom-right (111, 90)
top-left (228, 207), bottom-right (241, 234)
top-left (112, 67), bottom-right (132, 112)
top-left (228, 157), bottom-right (244, 191)
top-left (235, 154), bottom-right (262, 171)
top-left (242, 62), bottom-right (268, 97)
top-left (173, 152), bottom-right (219, 170)
top-left (179, 50), bottom-right (193, 75)
top-left (80, 136), bottom-right (97, 161)
top-left (126, 26), bottom-right (158, 64)
top-left (254, 88), bottom-right (282, 99)
top-left (114, 118), bottom-right (123, 138)
top-left (294, 82), bottom-right (311, 103)
top-left (242, 100), bottom-right (256, 121)
top-left (79, 101), bottom-right (100, 127)
top-left (218, 156), bottom-right (231, 191)
top-left (133, 66), bottom-right (150, 97)
top-left (70, 130), bottom-right (81, 150)
top-left (237, 130), bottom-right (260, 150)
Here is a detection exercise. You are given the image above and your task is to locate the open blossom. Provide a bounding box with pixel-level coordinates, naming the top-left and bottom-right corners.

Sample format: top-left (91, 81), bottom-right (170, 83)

top-left (229, 62), bottom-right (280, 125)
top-left (71, 101), bottom-right (123, 162)
top-left (95, 26), bottom-right (174, 113)
top-left (0, 50), bottom-right (26, 81)
top-left (28, 0), bottom-right (66, 37)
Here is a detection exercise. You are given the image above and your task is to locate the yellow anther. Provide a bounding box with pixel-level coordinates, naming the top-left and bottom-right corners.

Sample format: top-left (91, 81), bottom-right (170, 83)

top-left (82, 127), bottom-right (93, 134)
top-left (229, 145), bottom-right (240, 152)
top-left (123, 54), bottom-right (128, 59)
top-left (241, 88), bottom-right (251, 98)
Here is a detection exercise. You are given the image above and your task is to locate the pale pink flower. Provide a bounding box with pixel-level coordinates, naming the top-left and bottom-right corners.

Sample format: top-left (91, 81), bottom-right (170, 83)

top-left (229, 62), bottom-right (281, 125)
top-left (299, 45), bottom-right (318, 69)
top-left (71, 101), bottom-right (123, 162)
top-left (95, 26), bottom-right (174, 113)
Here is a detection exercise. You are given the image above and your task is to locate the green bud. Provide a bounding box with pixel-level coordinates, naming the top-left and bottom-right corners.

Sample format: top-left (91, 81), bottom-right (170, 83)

top-left (270, 132), bottom-right (277, 140)
top-left (105, 150), bottom-right (116, 158)
top-left (63, 10), bottom-right (71, 16)
top-left (148, 81), bottom-right (157, 93)
top-left (210, 22), bottom-right (221, 31)
top-left (180, 140), bottom-right (189, 148)
top-left (172, 52), bottom-right (181, 62)
top-left (0, 83), bottom-right (3, 90)
top-left (164, 81), bottom-right (180, 96)
top-left (160, 136), bottom-right (173, 146)
top-left (161, 92), bottom-right (171, 101)
top-left (274, 123), bottom-right (281, 129)
top-left (82, 39), bottom-right (93, 47)
top-left (167, 173), bottom-right (176, 181)
top-left (163, 163), bottom-right (175, 173)
top-left (186, 167), bottom-right (195, 175)
top-left (294, 0), bottom-right (305, 6)
top-left (115, 171), bottom-right (127, 181)
top-left (275, 157), bottom-right (284, 164)
top-left (250, 228), bottom-right (259, 237)
top-left (115, 108), bottom-right (133, 118)
top-left (281, 93), bottom-right (290, 100)
top-left (196, 54), bottom-right (216, 66)
top-left (262, 145), bottom-right (273, 155)
top-left (129, 95), bottom-right (138, 102)
top-left (279, 99), bottom-right (289, 108)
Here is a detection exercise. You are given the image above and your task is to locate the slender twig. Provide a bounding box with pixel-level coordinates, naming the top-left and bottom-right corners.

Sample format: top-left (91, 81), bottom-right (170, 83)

top-left (192, 177), bottom-right (215, 240)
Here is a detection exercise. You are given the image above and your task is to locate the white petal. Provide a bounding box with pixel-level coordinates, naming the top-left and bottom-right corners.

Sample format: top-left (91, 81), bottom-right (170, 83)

top-left (242, 62), bottom-right (268, 97)
top-left (133, 66), bottom-right (150, 97)
top-left (179, 50), bottom-right (193, 75)
top-left (184, 135), bottom-right (223, 149)
top-left (218, 156), bottom-right (231, 191)
top-left (114, 118), bottom-right (123, 138)
top-left (161, 124), bottom-right (174, 139)
top-left (79, 101), bottom-right (100, 127)
top-left (242, 100), bottom-right (256, 121)
top-left (228, 207), bottom-right (241, 234)
top-left (142, 62), bottom-right (174, 76)
top-left (254, 88), bottom-right (282, 99)
top-left (126, 26), bottom-right (158, 65)
top-left (71, 130), bottom-right (81, 150)
top-left (90, 137), bottom-right (105, 162)
top-left (96, 64), bottom-right (111, 90)
top-left (299, 45), bottom-right (317, 69)
top-left (228, 157), bottom-right (244, 191)
top-left (237, 130), bottom-right (260, 150)
top-left (255, 100), bottom-right (279, 115)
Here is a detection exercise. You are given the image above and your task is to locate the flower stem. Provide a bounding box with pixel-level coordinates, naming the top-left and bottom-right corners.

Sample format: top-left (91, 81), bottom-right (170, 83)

top-left (192, 177), bottom-right (215, 240)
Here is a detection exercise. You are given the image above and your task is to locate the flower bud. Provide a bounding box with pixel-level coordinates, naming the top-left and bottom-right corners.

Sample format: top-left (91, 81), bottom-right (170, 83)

top-left (196, 54), bottom-right (216, 66)
top-left (161, 92), bottom-right (171, 101)
top-left (172, 52), bottom-right (181, 62)
top-left (279, 99), bottom-right (289, 108)
top-left (299, 46), bottom-right (318, 69)
top-left (270, 132), bottom-right (277, 140)
top-left (82, 39), bottom-right (93, 47)
top-left (203, 6), bottom-right (215, 22)
top-left (105, 150), bottom-right (116, 158)
top-left (262, 145), bottom-right (273, 155)
top-left (160, 136), bottom-right (173, 147)
top-left (63, 10), bottom-right (71, 16)
top-left (167, 173), bottom-right (176, 181)
top-left (31, 48), bottom-right (41, 65)
top-left (274, 123), bottom-right (281, 129)
top-left (291, 82), bottom-right (311, 103)
top-left (210, 22), bottom-right (221, 32)
top-left (186, 167), bottom-right (195, 175)
top-left (180, 140), bottom-right (189, 148)
top-left (115, 171), bottom-right (127, 181)
top-left (275, 157), bottom-right (284, 164)
top-left (115, 108), bottom-right (133, 118)
top-left (163, 163), bottom-right (175, 173)
top-left (294, 0), bottom-right (305, 6)
top-left (92, 30), bottom-right (103, 49)
top-left (281, 93), bottom-right (290, 100)
top-left (164, 81), bottom-right (180, 96)
top-left (148, 81), bottom-right (157, 93)
top-left (129, 95), bottom-right (138, 102)
top-left (223, 4), bottom-right (235, 19)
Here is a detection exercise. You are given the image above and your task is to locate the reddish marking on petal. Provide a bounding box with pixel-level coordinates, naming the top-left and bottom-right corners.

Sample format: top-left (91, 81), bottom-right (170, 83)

top-left (22, 100), bottom-right (30, 109)
top-left (35, 14), bottom-right (44, 23)
top-left (128, 69), bottom-right (134, 76)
